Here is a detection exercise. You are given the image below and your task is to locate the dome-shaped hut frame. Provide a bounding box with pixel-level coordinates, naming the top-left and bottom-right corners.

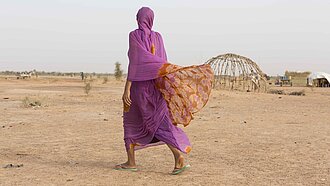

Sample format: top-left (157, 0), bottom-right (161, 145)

top-left (206, 53), bottom-right (267, 92)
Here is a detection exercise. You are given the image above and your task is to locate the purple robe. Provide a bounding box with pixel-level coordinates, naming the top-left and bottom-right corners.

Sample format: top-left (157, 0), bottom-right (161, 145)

top-left (123, 7), bottom-right (191, 153)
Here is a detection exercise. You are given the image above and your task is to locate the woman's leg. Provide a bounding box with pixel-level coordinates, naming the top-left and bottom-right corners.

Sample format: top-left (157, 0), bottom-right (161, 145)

top-left (115, 147), bottom-right (136, 169)
top-left (126, 147), bottom-right (136, 167)
top-left (167, 144), bottom-right (184, 169)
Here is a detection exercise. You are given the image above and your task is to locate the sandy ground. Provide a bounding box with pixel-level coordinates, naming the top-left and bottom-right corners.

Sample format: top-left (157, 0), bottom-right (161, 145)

top-left (0, 76), bottom-right (329, 186)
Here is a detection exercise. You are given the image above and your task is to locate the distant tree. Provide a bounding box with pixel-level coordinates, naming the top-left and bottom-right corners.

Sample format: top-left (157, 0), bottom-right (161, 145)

top-left (114, 62), bottom-right (123, 80)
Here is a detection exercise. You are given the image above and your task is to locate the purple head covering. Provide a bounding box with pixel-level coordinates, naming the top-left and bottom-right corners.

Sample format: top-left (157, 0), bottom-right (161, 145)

top-left (137, 7), bottom-right (154, 36)
top-left (127, 7), bottom-right (168, 81)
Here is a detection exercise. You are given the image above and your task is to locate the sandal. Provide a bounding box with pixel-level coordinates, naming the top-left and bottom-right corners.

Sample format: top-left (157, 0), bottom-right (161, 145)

top-left (114, 164), bottom-right (138, 172)
top-left (171, 164), bottom-right (190, 175)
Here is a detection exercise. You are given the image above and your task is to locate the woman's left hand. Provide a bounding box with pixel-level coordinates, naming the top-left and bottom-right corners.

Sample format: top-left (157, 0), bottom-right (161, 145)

top-left (122, 90), bottom-right (131, 108)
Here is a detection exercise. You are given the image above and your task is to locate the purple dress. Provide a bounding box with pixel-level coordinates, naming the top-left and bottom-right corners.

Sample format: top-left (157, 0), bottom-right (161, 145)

top-left (123, 7), bottom-right (191, 153)
top-left (123, 80), bottom-right (191, 153)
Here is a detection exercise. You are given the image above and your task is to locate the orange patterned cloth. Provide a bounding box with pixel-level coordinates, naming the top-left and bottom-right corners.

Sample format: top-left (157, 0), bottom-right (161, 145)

top-left (155, 63), bottom-right (214, 127)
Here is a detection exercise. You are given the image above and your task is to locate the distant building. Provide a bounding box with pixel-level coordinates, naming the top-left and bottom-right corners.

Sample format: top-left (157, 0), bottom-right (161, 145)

top-left (307, 72), bottom-right (330, 87)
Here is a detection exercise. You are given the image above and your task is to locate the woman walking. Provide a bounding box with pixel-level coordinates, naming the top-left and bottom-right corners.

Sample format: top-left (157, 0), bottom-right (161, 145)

top-left (115, 7), bottom-right (213, 175)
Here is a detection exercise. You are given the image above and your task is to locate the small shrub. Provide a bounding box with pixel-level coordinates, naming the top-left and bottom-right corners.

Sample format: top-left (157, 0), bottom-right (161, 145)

top-left (22, 97), bottom-right (42, 108)
top-left (268, 89), bottom-right (285, 95)
top-left (84, 81), bottom-right (92, 95)
top-left (267, 89), bottom-right (306, 96)
top-left (288, 90), bottom-right (305, 96)
top-left (102, 77), bottom-right (108, 84)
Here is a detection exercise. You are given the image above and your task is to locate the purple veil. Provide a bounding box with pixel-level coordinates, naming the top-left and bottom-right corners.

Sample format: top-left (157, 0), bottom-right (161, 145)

top-left (127, 7), bottom-right (168, 81)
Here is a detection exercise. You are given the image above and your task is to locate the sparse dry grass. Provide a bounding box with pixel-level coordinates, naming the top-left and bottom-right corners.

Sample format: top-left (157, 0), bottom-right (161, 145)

top-left (22, 96), bottom-right (42, 108)
top-left (102, 77), bottom-right (108, 84)
top-left (267, 89), bottom-right (285, 95)
top-left (288, 90), bottom-right (306, 96)
top-left (83, 81), bottom-right (92, 95)
top-left (268, 89), bottom-right (306, 96)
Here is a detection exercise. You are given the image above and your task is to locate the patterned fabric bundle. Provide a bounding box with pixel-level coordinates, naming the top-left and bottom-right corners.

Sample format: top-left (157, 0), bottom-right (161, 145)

top-left (156, 63), bottom-right (214, 126)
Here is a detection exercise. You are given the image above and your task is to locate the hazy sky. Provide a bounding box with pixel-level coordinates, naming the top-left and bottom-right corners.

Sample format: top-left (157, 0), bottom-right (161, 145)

top-left (1, 0), bottom-right (329, 75)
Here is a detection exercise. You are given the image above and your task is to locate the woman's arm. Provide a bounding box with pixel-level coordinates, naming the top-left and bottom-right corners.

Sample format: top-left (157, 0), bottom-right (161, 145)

top-left (122, 80), bottom-right (132, 112)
